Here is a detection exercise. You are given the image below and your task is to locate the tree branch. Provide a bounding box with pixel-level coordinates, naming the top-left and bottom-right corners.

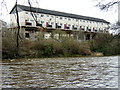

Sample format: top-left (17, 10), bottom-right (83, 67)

top-left (28, 0), bottom-right (37, 23)
top-left (96, 1), bottom-right (119, 11)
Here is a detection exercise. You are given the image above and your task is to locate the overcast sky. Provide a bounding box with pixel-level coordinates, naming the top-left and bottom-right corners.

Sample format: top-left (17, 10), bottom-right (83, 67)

top-left (0, 0), bottom-right (118, 24)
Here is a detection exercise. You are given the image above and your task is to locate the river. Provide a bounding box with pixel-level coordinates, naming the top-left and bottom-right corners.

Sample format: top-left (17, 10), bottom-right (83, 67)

top-left (2, 56), bottom-right (119, 88)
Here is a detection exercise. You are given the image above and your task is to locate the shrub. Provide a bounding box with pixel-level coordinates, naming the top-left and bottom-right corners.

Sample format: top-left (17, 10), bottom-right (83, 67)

top-left (61, 39), bottom-right (91, 56)
top-left (2, 29), bottom-right (17, 59)
top-left (79, 42), bottom-right (92, 55)
top-left (89, 33), bottom-right (120, 55)
top-left (2, 28), bottom-right (94, 59)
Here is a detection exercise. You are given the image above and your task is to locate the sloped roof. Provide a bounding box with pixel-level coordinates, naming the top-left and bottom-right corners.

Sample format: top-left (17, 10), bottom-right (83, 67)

top-left (10, 4), bottom-right (110, 24)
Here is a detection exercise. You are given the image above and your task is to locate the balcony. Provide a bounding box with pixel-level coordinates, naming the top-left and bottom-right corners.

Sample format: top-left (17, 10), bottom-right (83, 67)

top-left (86, 27), bottom-right (91, 32)
top-left (73, 27), bottom-right (77, 30)
top-left (72, 26), bottom-right (77, 30)
top-left (56, 23), bottom-right (61, 29)
top-left (25, 20), bottom-right (32, 26)
top-left (46, 22), bottom-right (52, 28)
top-left (36, 23), bottom-right (42, 27)
top-left (66, 27), bottom-right (70, 29)
top-left (95, 30), bottom-right (98, 32)
top-left (81, 28), bottom-right (85, 31)
top-left (25, 22), bottom-right (32, 25)
top-left (57, 26), bottom-right (61, 29)
top-left (47, 25), bottom-right (52, 28)
top-left (88, 29), bottom-right (91, 32)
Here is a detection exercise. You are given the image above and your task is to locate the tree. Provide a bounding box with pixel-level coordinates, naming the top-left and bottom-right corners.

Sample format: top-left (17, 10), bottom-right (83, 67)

top-left (1, 0), bottom-right (41, 57)
top-left (95, 0), bottom-right (120, 34)
top-left (96, 0), bottom-right (119, 11)
top-left (15, 0), bottom-right (20, 56)
top-left (27, 0), bottom-right (46, 31)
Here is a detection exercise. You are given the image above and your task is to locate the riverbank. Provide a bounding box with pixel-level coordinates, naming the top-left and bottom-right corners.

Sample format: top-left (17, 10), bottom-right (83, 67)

top-left (2, 54), bottom-right (119, 61)
top-left (2, 31), bottom-right (120, 59)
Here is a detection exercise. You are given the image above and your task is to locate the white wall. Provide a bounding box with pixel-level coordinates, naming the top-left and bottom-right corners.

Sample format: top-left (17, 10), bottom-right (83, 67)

top-left (10, 11), bottom-right (25, 27)
top-left (10, 10), bottom-right (109, 32)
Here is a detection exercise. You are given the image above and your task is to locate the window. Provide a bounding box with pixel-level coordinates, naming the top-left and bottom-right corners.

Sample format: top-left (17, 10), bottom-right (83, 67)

top-left (41, 14), bottom-right (44, 17)
top-left (47, 15), bottom-right (49, 17)
top-left (25, 33), bottom-right (29, 38)
top-left (57, 25), bottom-right (61, 28)
top-left (65, 17), bottom-right (67, 19)
top-left (51, 15), bottom-right (54, 18)
top-left (30, 20), bottom-right (34, 22)
top-left (66, 27), bottom-right (70, 29)
top-left (41, 21), bottom-right (44, 23)
top-left (68, 18), bottom-right (71, 21)
top-left (76, 19), bottom-right (78, 22)
top-left (68, 24), bottom-right (71, 26)
top-left (60, 17), bottom-right (62, 19)
top-left (51, 22), bottom-right (54, 25)
top-left (25, 20), bottom-right (32, 25)
top-left (86, 27), bottom-right (89, 30)
top-left (36, 23), bottom-right (42, 27)
top-left (26, 12), bottom-right (28, 14)
top-left (26, 18), bottom-right (29, 20)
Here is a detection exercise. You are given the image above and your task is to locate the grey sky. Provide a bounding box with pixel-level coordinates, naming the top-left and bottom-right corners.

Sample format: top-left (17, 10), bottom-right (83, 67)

top-left (0, 0), bottom-right (118, 24)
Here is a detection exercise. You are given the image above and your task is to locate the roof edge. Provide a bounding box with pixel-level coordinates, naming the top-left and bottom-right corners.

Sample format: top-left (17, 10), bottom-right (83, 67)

top-left (10, 4), bottom-right (110, 24)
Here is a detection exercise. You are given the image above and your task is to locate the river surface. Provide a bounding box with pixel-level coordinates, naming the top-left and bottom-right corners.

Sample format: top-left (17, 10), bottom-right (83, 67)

top-left (2, 56), bottom-right (119, 88)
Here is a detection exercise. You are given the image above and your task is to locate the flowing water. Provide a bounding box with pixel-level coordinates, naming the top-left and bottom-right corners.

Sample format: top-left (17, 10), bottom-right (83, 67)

top-left (2, 56), bottom-right (119, 88)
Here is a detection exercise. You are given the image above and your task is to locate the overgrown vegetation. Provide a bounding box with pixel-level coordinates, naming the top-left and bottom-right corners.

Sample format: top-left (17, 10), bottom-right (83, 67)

top-left (89, 33), bottom-right (120, 55)
top-left (2, 28), bottom-right (120, 59)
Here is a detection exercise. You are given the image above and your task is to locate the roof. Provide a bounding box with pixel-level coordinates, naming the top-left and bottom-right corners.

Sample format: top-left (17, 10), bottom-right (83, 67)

top-left (10, 4), bottom-right (110, 24)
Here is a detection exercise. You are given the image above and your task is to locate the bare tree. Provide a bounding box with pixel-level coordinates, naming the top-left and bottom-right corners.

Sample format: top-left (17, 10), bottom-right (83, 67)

top-left (95, 0), bottom-right (120, 35)
top-left (1, 0), bottom-right (41, 57)
top-left (15, 0), bottom-right (20, 56)
top-left (27, 0), bottom-right (46, 39)
top-left (28, 0), bottom-right (38, 25)
top-left (96, 0), bottom-right (119, 11)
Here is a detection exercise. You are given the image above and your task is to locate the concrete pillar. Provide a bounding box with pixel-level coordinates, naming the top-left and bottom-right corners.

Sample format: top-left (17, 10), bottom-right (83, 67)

top-left (76, 34), bottom-right (78, 40)
top-left (90, 34), bottom-right (92, 40)
top-left (84, 34), bottom-right (86, 41)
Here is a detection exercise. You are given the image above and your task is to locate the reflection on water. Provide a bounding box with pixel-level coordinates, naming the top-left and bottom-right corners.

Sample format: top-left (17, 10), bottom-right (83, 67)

top-left (2, 56), bottom-right (118, 88)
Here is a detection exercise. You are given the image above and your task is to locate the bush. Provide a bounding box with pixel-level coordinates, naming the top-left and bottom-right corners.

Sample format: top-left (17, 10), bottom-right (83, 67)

top-left (2, 29), bottom-right (18, 59)
top-left (61, 39), bottom-right (91, 56)
top-left (89, 33), bottom-right (120, 55)
top-left (2, 32), bottom-right (93, 59)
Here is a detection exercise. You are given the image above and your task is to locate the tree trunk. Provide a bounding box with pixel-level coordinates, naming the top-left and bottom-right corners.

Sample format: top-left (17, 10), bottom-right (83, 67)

top-left (15, 1), bottom-right (20, 56)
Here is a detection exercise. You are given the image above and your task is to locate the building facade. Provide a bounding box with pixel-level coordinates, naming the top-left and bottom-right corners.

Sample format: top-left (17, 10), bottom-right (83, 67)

top-left (10, 4), bottom-right (110, 40)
